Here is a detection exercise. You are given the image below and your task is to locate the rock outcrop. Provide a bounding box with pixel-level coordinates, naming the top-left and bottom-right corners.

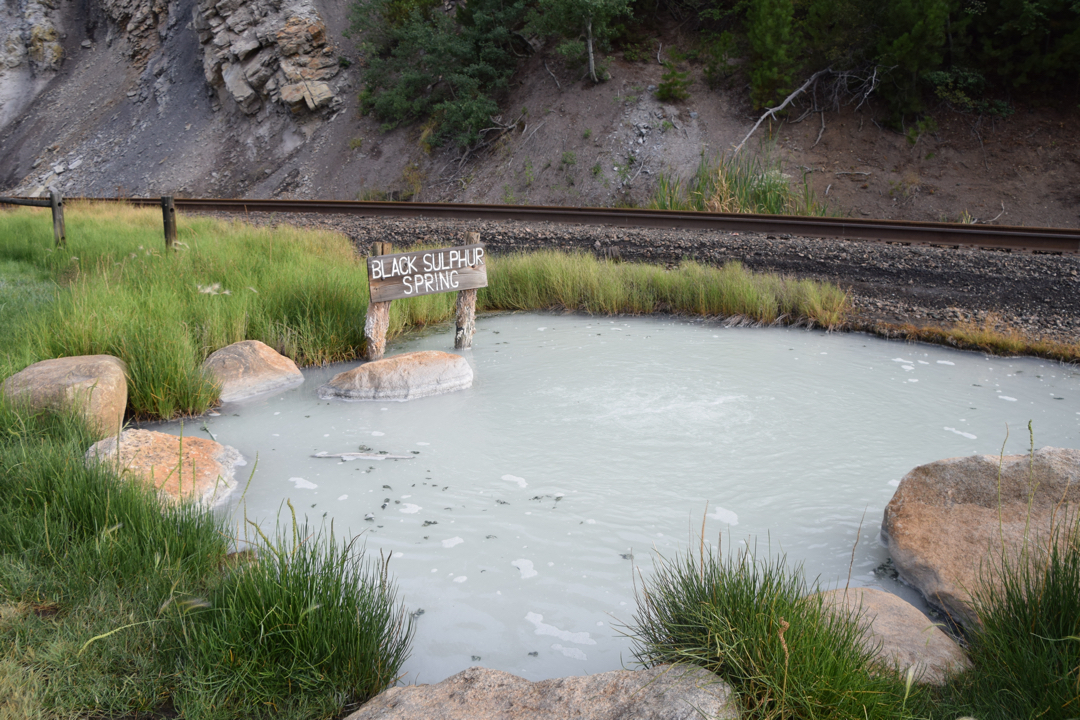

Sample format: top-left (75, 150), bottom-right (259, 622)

top-left (345, 665), bottom-right (738, 720)
top-left (817, 587), bottom-right (971, 685)
top-left (202, 339), bottom-right (303, 402)
top-left (2, 355), bottom-right (127, 439)
top-left (194, 0), bottom-right (340, 115)
top-left (0, 0), bottom-right (63, 127)
top-left (881, 447), bottom-right (1080, 627)
top-left (319, 351), bottom-right (473, 401)
top-left (85, 429), bottom-right (241, 507)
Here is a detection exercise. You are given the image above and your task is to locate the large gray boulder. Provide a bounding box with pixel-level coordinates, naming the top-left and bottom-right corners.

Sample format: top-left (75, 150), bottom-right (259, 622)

top-left (2, 355), bottom-right (127, 439)
top-left (817, 587), bottom-right (970, 685)
top-left (319, 351), bottom-right (472, 401)
top-left (345, 665), bottom-right (737, 720)
top-left (202, 340), bottom-right (303, 403)
top-left (881, 447), bottom-right (1080, 628)
top-left (86, 429), bottom-right (241, 508)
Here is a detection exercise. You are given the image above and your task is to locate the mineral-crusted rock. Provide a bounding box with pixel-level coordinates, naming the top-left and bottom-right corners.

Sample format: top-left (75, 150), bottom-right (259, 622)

top-left (319, 351), bottom-right (473, 401)
top-left (202, 340), bottom-right (303, 402)
top-left (881, 447), bottom-right (1080, 627)
top-left (817, 587), bottom-right (971, 685)
top-left (2, 355), bottom-right (128, 439)
top-left (85, 429), bottom-right (241, 507)
top-left (345, 665), bottom-right (738, 720)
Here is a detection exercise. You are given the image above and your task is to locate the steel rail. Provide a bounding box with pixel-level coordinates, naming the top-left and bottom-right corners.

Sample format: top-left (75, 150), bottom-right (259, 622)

top-left (40, 197), bottom-right (1080, 253)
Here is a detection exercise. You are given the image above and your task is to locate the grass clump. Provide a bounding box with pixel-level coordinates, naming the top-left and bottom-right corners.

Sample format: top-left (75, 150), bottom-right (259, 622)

top-left (649, 148), bottom-right (829, 217)
top-left (481, 251), bottom-right (847, 329)
top-left (943, 510), bottom-right (1080, 718)
top-left (174, 505), bottom-right (413, 720)
top-left (628, 541), bottom-right (929, 719)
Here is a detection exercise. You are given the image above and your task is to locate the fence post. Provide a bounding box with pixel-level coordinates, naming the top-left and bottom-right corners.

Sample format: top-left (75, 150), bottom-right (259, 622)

top-left (49, 190), bottom-right (65, 248)
top-left (161, 196), bottom-right (177, 250)
top-left (454, 231), bottom-right (480, 349)
top-left (364, 242), bottom-right (393, 361)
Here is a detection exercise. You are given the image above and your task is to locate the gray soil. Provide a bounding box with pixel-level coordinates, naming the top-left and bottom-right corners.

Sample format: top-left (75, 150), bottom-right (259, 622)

top-left (213, 211), bottom-right (1080, 348)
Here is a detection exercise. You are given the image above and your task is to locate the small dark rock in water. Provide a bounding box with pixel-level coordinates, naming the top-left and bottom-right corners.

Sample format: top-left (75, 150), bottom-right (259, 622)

top-left (471, 656), bottom-right (481, 662)
top-left (620, 553), bottom-right (634, 560)
top-left (384, 497), bottom-right (391, 502)
top-left (496, 500), bottom-right (509, 505)
top-left (411, 450), bottom-right (421, 454)
top-left (486, 535), bottom-right (497, 539)
top-left (383, 485), bottom-right (392, 490)
top-left (381, 503), bottom-right (388, 510)
top-left (873, 558), bottom-right (899, 580)
top-left (423, 520), bottom-right (438, 527)
top-left (528, 651), bottom-right (538, 657)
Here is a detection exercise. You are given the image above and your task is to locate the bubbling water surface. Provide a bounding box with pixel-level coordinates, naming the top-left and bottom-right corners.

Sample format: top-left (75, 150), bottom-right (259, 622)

top-left (151, 314), bottom-right (1080, 684)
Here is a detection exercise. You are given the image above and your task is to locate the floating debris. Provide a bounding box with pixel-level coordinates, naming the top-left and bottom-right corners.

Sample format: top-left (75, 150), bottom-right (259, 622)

top-left (364, 513), bottom-right (375, 521)
top-left (311, 452), bottom-right (414, 461)
top-left (528, 651), bottom-right (538, 657)
top-left (411, 608), bottom-right (425, 619)
top-left (423, 520), bottom-right (438, 527)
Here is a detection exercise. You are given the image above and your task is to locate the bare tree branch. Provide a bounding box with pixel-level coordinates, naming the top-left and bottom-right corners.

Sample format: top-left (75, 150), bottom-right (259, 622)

top-left (732, 68), bottom-right (832, 155)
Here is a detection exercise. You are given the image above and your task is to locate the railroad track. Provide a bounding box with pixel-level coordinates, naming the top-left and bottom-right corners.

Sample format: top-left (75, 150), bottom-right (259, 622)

top-left (9, 196), bottom-right (1080, 253)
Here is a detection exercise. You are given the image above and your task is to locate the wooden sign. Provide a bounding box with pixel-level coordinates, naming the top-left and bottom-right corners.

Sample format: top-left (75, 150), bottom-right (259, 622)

top-left (367, 244), bottom-right (487, 303)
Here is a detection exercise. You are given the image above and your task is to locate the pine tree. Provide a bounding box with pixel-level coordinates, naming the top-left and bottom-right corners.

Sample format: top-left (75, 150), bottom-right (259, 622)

top-left (747, 0), bottom-right (794, 109)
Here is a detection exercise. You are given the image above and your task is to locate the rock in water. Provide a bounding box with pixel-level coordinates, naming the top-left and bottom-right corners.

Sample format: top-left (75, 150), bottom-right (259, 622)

top-left (817, 587), bottom-right (971, 685)
top-left (881, 447), bottom-right (1080, 628)
top-left (85, 429), bottom-right (241, 508)
top-left (345, 665), bottom-right (737, 720)
top-left (2, 355), bottom-right (128, 439)
top-left (202, 340), bottom-right (303, 403)
top-left (319, 351), bottom-right (472, 401)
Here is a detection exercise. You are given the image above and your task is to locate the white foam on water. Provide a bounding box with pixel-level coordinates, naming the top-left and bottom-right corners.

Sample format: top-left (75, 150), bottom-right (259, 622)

top-left (372, 431), bottom-right (385, 436)
top-left (338, 494), bottom-right (348, 501)
top-left (289, 477), bottom-right (317, 490)
top-left (892, 358), bottom-right (911, 363)
top-left (538, 327), bottom-right (547, 331)
top-left (453, 576), bottom-right (467, 583)
top-left (902, 365), bottom-right (914, 371)
top-left (442, 537), bottom-right (464, 548)
top-left (888, 479), bottom-right (900, 487)
top-left (707, 506), bottom-right (739, 525)
top-left (512, 559), bottom-right (537, 578)
top-left (918, 361), bottom-right (930, 365)
top-left (944, 427), bottom-right (977, 440)
top-left (585, 519), bottom-right (596, 524)
top-left (551, 644), bottom-right (588, 660)
top-left (999, 396), bottom-right (1018, 402)
top-left (908, 379), bottom-right (919, 383)
top-left (937, 360), bottom-right (955, 365)
top-left (417, 442), bottom-right (430, 446)
top-left (502, 474), bottom-right (528, 488)
top-left (400, 504), bottom-right (422, 514)
top-left (524, 612), bottom-right (596, 645)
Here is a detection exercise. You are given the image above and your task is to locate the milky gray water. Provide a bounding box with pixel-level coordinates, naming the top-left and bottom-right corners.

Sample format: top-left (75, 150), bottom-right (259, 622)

top-left (151, 314), bottom-right (1080, 684)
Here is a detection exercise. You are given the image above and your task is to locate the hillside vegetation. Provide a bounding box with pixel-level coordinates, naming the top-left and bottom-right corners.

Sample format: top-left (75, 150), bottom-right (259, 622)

top-left (350, 0), bottom-right (1080, 148)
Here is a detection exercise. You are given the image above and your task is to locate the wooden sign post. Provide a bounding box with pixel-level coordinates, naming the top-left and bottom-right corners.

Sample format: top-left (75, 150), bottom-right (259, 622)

top-left (363, 233), bottom-right (487, 360)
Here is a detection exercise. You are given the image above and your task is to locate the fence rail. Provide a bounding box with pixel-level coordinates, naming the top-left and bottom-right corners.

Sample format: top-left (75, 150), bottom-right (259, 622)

top-left (4, 195), bottom-right (1080, 254)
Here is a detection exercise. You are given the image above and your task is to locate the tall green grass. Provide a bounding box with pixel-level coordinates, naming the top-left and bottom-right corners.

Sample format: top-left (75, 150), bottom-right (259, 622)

top-left (649, 148), bottom-right (830, 216)
top-left (628, 541), bottom-right (930, 719)
top-left (942, 509), bottom-right (1080, 718)
top-left (483, 251), bottom-right (847, 327)
top-left (174, 505), bottom-right (413, 720)
top-left (1, 203), bottom-right (849, 420)
top-left (0, 400), bottom-right (413, 719)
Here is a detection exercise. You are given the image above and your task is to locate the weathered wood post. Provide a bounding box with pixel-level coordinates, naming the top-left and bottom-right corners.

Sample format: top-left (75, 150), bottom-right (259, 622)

top-left (454, 231), bottom-right (480, 349)
top-left (161, 196), bottom-right (177, 250)
top-left (49, 190), bottom-right (65, 248)
top-left (364, 241), bottom-right (393, 361)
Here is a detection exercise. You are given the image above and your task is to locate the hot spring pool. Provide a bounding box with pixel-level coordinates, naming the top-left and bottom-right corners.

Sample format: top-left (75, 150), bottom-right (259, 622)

top-left (150, 313), bottom-right (1080, 684)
